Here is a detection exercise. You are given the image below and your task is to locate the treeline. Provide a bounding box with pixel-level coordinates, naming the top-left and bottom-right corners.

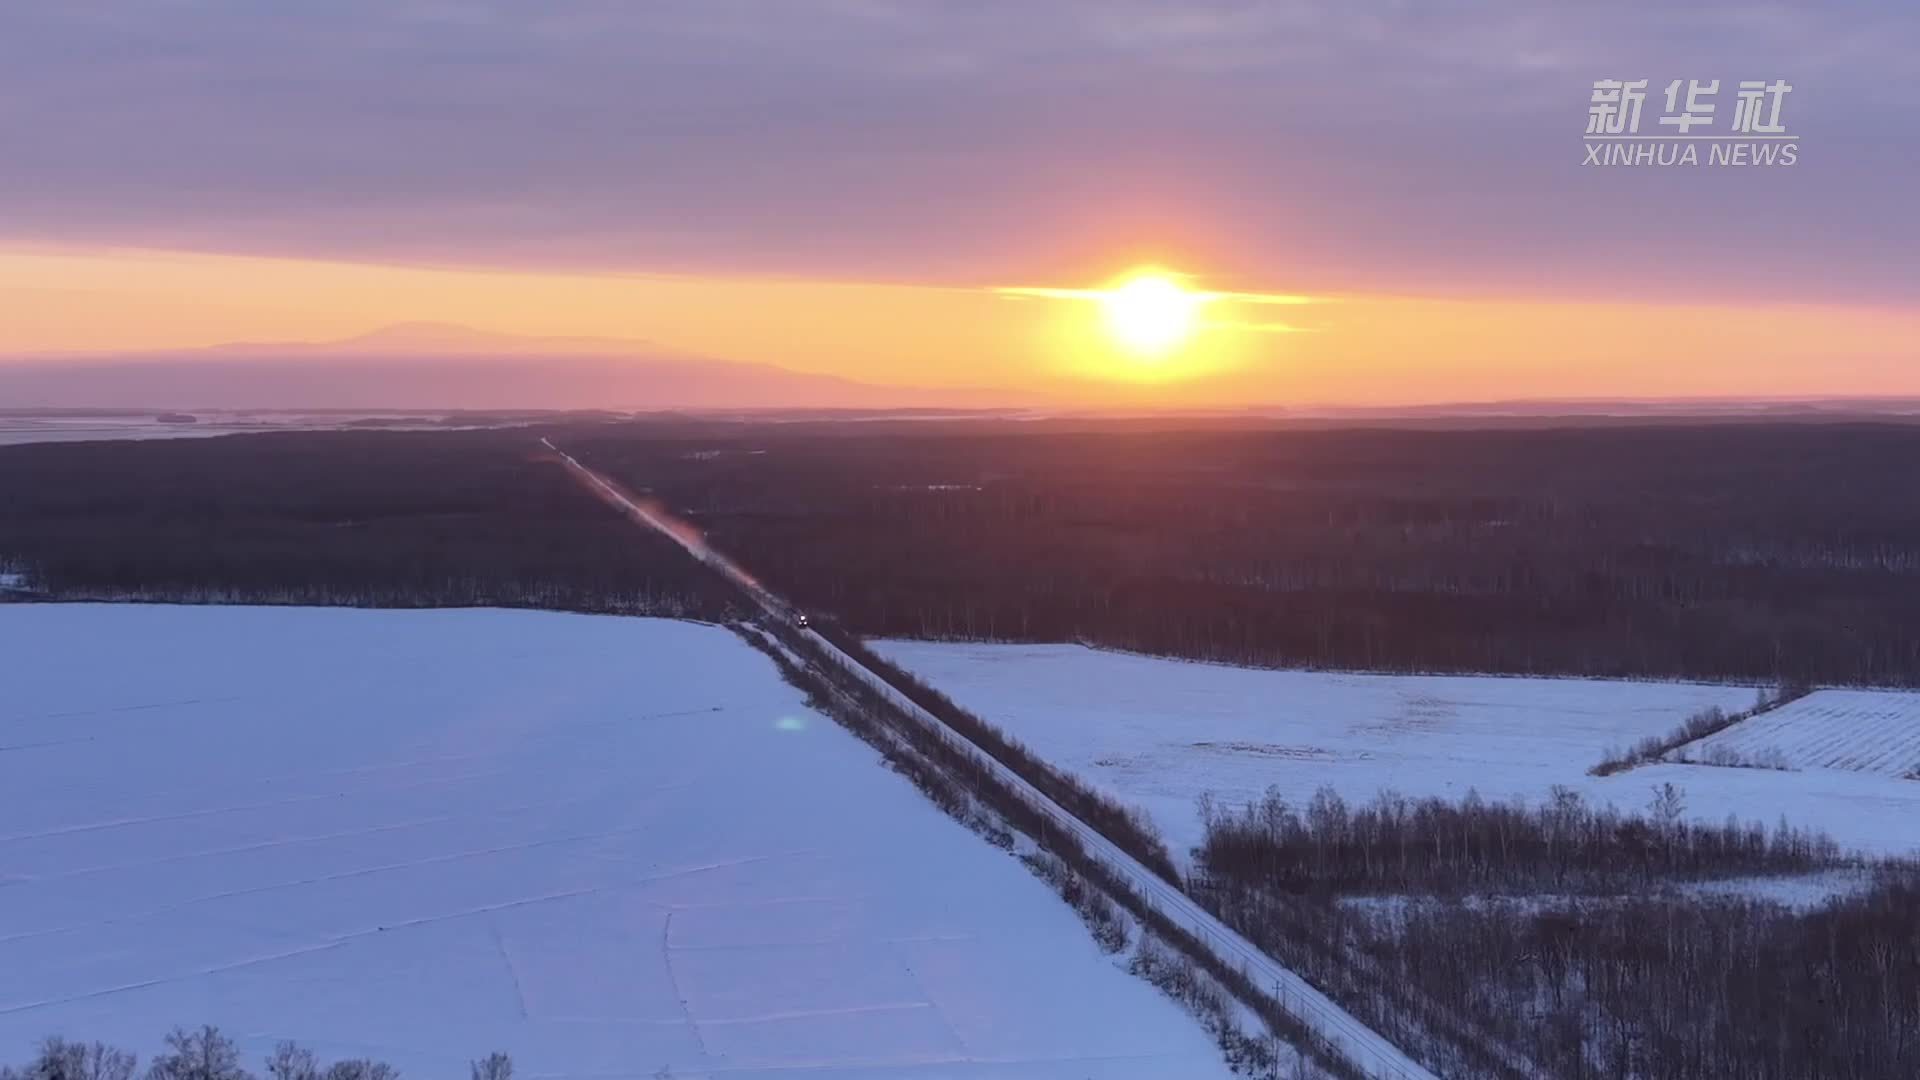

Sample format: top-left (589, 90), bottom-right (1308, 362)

top-left (1196, 785), bottom-right (1844, 897)
top-left (0, 431), bottom-right (745, 620)
top-left (1351, 882), bottom-right (1920, 1080)
top-left (0, 1026), bottom-right (511, 1080)
top-left (811, 620), bottom-right (1180, 882)
top-left (739, 611), bottom-right (1359, 1080)
top-left (1194, 787), bottom-right (1916, 1080)
top-left (566, 419), bottom-right (1920, 685)
top-left (1591, 682), bottom-right (1811, 776)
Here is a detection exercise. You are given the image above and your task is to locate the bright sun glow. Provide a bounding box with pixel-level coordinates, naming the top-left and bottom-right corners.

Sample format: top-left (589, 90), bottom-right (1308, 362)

top-left (994, 268), bottom-right (1320, 383)
top-left (1100, 274), bottom-right (1204, 357)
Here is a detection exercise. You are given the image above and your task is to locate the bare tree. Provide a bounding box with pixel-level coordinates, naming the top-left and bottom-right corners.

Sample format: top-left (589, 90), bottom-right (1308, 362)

top-left (1197, 785), bottom-right (1912, 1080)
top-left (144, 1028), bottom-right (250, 1080)
top-left (1648, 782), bottom-right (1686, 833)
top-left (319, 1064), bottom-right (396, 1080)
top-left (467, 1055), bottom-right (510, 1080)
top-left (7, 1038), bottom-right (136, 1080)
top-left (262, 1045), bottom-right (317, 1080)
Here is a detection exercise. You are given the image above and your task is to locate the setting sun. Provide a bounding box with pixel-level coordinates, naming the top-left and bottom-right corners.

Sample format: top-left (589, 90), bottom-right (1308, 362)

top-left (994, 268), bottom-right (1322, 387)
top-left (1100, 274), bottom-right (1204, 357)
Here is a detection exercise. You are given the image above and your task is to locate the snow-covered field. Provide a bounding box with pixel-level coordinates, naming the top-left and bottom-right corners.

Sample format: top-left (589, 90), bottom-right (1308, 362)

top-left (871, 642), bottom-right (1920, 858)
top-left (1681, 690), bottom-right (1920, 777)
top-left (0, 606), bottom-right (1234, 1080)
top-left (0, 412), bottom-right (466, 446)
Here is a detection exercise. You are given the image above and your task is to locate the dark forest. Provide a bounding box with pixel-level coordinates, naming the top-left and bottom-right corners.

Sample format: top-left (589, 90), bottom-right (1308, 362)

top-left (11, 419), bottom-right (1920, 686)
top-left (0, 430), bottom-right (744, 620)
top-left (562, 418), bottom-right (1920, 685)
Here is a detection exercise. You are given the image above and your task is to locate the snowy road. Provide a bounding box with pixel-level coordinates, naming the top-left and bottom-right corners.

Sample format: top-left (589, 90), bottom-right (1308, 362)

top-left (543, 438), bottom-right (1438, 1080)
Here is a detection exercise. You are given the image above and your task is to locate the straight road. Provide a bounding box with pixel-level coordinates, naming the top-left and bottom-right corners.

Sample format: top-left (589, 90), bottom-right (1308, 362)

top-left (541, 437), bottom-right (1439, 1080)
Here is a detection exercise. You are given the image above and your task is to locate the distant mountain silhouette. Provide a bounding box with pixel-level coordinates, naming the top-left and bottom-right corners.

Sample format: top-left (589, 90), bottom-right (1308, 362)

top-left (0, 325), bottom-right (1030, 411)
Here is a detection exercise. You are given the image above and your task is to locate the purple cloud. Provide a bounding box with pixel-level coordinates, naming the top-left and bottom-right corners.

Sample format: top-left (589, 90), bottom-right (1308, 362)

top-left (0, 1), bottom-right (1911, 303)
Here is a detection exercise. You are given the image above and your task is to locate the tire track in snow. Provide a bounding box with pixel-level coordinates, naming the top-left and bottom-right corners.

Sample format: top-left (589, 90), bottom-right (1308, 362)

top-left (489, 919), bottom-right (531, 1019)
top-left (661, 911), bottom-right (713, 1059)
top-left (0, 824), bottom-right (786, 949)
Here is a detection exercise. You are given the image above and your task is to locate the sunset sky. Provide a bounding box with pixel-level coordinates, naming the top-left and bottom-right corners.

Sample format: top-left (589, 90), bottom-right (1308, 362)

top-left (2, 3), bottom-right (1915, 408)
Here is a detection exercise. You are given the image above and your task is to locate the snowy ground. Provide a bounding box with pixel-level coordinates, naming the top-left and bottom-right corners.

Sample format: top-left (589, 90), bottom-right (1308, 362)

top-left (1681, 689), bottom-right (1920, 776)
top-left (871, 642), bottom-right (1920, 859)
top-left (0, 606), bottom-right (1234, 1080)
